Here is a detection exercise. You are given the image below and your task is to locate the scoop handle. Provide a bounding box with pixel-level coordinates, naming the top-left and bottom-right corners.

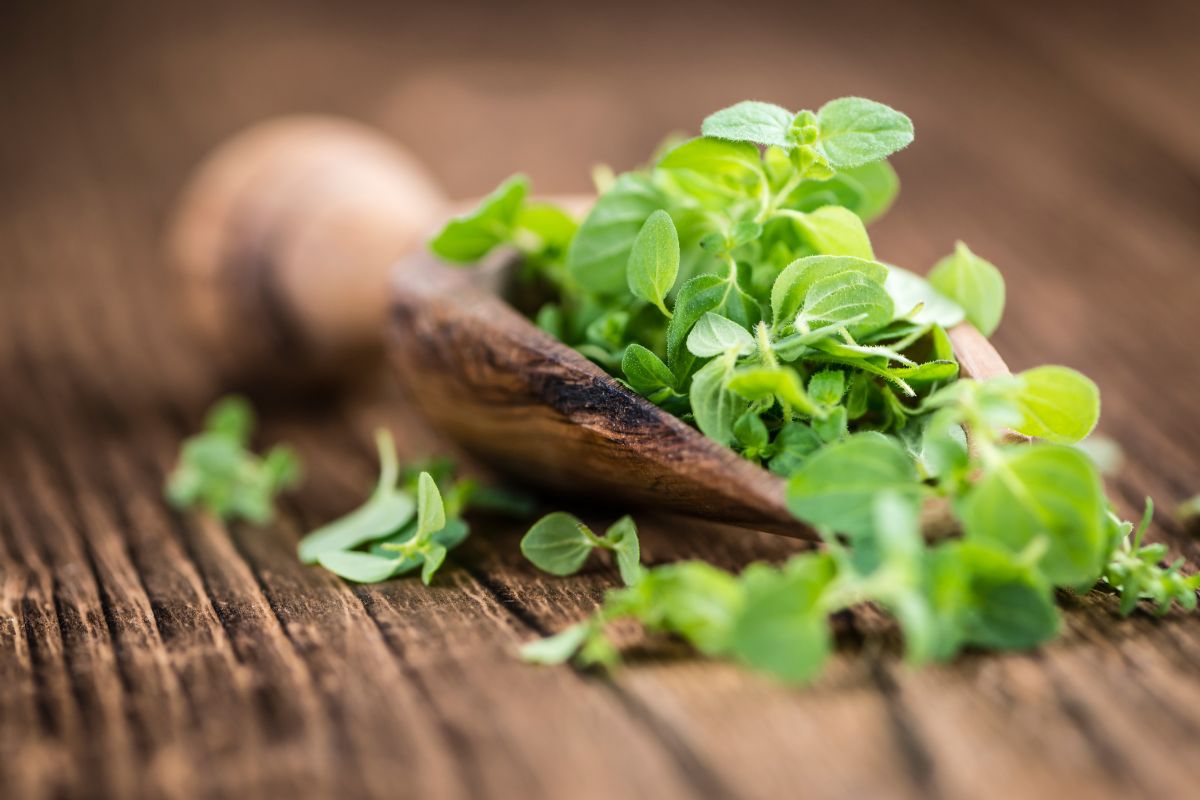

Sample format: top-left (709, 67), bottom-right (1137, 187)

top-left (168, 116), bottom-right (449, 382)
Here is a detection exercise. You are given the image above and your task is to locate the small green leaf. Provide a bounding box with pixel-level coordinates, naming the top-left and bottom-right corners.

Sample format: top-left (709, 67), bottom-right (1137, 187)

top-left (621, 344), bottom-right (676, 395)
top-left (521, 512), bottom-right (596, 576)
top-left (316, 551), bottom-right (402, 584)
top-left (1010, 366), bottom-right (1100, 444)
top-left (814, 97), bottom-right (914, 169)
top-left (768, 422), bottom-right (823, 476)
top-left (686, 312), bottom-right (755, 358)
top-left (701, 101), bottom-right (795, 148)
top-left (689, 356), bottom-right (748, 446)
top-left (521, 623), bottom-right (593, 665)
top-left (726, 366), bottom-right (815, 416)
top-left (883, 265), bottom-right (965, 327)
top-left (807, 370), bottom-right (845, 406)
top-left (420, 542), bottom-right (448, 585)
top-left (727, 556), bottom-right (834, 683)
top-left (770, 255), bottom-right (888, 329)
top-left (657, 137), bottom-right (765, 190)
top-left (415, 472), bottom-right (446, 542)
top-left (961, 444), bottom-right (1107, 586)
top-left (205, 395), bottom-right (255, 442)
top-left (430, 175), bottom-right (528, 262)
top-left (626, 210), bottom-right (680, 317)
top-left (787, 206), bottom-right (875, 260)
top-left (927, 242), bottom-right (1006, 336)
top-left (605, 516), bottom-right (643, 586)
top-left (567, 173), bottom-right (667, 295)
top-left (797, 270), bottom-right (894, 335)
top-left (666, 274), bottom-right (728, 372)
top-left (787, 433), bottom-right (924, 540)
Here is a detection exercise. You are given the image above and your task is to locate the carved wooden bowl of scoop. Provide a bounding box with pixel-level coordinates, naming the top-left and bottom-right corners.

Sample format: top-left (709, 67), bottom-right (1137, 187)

top-left (169, 117), bottom-right (1012, 539)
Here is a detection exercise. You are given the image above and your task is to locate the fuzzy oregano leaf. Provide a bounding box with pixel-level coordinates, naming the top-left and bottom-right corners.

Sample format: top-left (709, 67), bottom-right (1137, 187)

top-left (430, 175), bottom-right (528, 263)
top-left (814, 97), bottom-right (914, 169)
top-left (701, 101), bottom-right (795, 149)
top-left (520, 512), bottom-right (596, 576)
top-left (927, 242), bottom-right (1005, 337)
top-left (1010, 366), bottom-right (1100, 444)
top-left (567, 173), bottom-right (667, 295)
top-left (687, 312), bottom-right (755, 358)
top-left (626, 210), bottom-right (680, 317)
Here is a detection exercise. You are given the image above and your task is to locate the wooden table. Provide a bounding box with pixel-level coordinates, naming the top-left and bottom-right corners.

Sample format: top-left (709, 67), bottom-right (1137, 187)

top-left (2, 2), bottom-right (1198, 798)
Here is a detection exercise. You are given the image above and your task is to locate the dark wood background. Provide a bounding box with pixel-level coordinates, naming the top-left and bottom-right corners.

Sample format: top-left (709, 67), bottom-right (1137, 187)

top-left (2, 1), bottom-right (1199, 798)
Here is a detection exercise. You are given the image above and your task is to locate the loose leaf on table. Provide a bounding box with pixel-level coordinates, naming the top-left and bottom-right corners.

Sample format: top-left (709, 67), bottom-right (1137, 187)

top-left (626, 209), bottom-right (680, 317)
top-left (927, 241), bottom-right (1005, 336)
top-left (521, 513), bottom-right (643, 586)
top-left (166, 395), bottom-right (302, 524)
top-left (297, 429), bottom-right (414, 563)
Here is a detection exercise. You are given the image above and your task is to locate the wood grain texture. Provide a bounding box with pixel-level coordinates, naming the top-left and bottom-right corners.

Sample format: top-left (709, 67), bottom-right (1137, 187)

top-left (1, 2), bottom-right (1198, 799)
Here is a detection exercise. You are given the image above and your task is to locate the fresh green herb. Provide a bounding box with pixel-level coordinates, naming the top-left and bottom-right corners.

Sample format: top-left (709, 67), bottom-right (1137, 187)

top-left (433, 96), bottom-right (1198, 682)
top-left (166, 396), bottom-right (301, 523)
top-left (297, 430), bottom-right (512, 585)
top-left (521, 512), bottom-right (642, 586)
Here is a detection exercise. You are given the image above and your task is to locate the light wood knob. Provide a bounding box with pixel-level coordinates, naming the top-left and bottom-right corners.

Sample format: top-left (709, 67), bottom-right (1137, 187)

top-left (168, 116), bottom-right (448, 383)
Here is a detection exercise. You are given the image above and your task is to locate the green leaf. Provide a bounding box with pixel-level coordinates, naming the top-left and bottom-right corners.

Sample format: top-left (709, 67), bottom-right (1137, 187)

top-left (621, 561), bottom-right (744, 655)
top-left (415, 471), bottom-right (447, 542)
top-left (787, 161), bottom-right (899, 223)
top-left (430, 175), bottom-right (528, 262)
top-left (768, 422), bottom-right (823, 476)
top-left (626, 210), bottom-right (680, 316)
top-left (420, 542), bottom-right (448, 585)
top-left (515, 202), bottom-right (577, 255)
top-left (298, 431), bottom-right (414, 563)
top-left (686, 312), bottom-right (755, 358)
top-left (883, 265), bottom-right (965, 327)
top-left (788, 206), bottom-right (874, 260)
top-left (298, 491), bottom-right (415, 564)
top-left (797, 270), bottom-right (894, 335)
top-left (521, 623), bottom-right (593, 665)
top-left (657, 137), bottom-right (765, 190)
top-left (726, 366), bottom-right (815, 416)
top-left (814, 97), bottom-right (914, 169)
top-left (1010, 366), bottom-right (1100, 444)
top-left (787, 433), bottom-right (923, 539)
top-left (605, 516), bottom-right (643, 586)
top-left (689, 356), bottom-right (748, 446)
top-left (770, 255), bottom-right (888, 329)
top-left (701, 101), bottom-right (795, 148)
top-left (666, 274), bottom-right (728, 372)
top-left (621, 344), bottom-right (676, 395)
top-left (205, 395), bottom-right (255, 442)
top-left (807, 370), bottom-right (845, 406)
top-left (961, 444), bottom-right (1107, 586)
top-left (521, 512), bottom-right (596, 576)
top-left (955, 543), bottom-right (1060, 650)
top-left (567, 173), bottom-right (667, 295)
top-left (727, 556), bottom-right (834, 683)
top-left (927, 242), bottom-right (1005, 336)
top-left (316, 551), bottom-right (403, 584)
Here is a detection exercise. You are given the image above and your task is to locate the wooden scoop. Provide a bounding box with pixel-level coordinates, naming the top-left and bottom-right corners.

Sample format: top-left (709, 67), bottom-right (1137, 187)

top-left (169, 116), bottom-right (1012, 539)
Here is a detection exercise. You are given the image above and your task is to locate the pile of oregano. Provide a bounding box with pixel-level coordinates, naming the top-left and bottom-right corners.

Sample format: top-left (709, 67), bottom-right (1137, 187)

top-left (430, 97), bottom-right (1200, 682)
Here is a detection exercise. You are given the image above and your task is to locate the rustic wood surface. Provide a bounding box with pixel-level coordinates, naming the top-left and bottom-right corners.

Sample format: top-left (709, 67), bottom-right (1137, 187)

top-left (2, 2), bottom-right (1198, 798)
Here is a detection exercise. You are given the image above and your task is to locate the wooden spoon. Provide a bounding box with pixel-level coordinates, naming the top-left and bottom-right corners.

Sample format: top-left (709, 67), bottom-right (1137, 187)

top-left (169, 116), bottom-right (1012, 539)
